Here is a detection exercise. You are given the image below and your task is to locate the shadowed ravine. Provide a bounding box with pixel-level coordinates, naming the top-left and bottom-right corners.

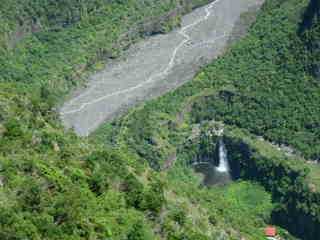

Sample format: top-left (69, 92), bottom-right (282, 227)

top-left (60, 0), bottom-right (264, 136)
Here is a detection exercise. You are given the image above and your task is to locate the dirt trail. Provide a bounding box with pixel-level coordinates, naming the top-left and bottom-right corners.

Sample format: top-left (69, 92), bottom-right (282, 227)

top-left (60, 0), bottom-right (264, 136)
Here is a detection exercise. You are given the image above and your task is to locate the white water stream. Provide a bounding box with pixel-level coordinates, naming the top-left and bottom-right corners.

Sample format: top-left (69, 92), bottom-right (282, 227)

top-left (216, 139), bottom-right (229, 173)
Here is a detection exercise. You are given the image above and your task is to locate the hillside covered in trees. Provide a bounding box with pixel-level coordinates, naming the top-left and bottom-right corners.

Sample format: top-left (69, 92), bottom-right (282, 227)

top-left (94, 0), bottom-right (320, 238)
top-left (0, 0), bottom-right (319, 239)
top-left (0, 0), bottom-right (210, 101)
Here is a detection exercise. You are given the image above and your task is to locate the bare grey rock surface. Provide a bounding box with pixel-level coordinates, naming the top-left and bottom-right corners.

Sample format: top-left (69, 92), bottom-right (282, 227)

top-left (60, 0), bottom-right (264, 136)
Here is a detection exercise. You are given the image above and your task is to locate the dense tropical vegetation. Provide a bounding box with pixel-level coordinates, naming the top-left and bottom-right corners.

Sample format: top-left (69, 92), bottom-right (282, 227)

top-left (0, 0), bottom-right (319, 239)
top-left (99, 0), bottom-right (320, 162)
top-left (0, 0), bottom-right (210, 101)
top-left (0, 0), bottom-right (287, 239)
top-left (94, 0), bottom-right (320, 239)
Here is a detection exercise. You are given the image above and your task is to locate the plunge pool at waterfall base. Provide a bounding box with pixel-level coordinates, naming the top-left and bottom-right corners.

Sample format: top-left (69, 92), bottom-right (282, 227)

top-left (194, 163), bottom-right (232, 186)
top-left (192, 138), bottom-right (232, 186)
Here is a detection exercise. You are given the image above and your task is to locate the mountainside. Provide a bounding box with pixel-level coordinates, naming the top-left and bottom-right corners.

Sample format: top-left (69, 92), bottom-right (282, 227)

top-left (0, 0), bottom-right (319, 240)
top-left (94, 0), bottom-right (320, 238)
top-left (0, 0), bottom-right (211, 102)
top-left (59, 0), bottom-right (264, 136)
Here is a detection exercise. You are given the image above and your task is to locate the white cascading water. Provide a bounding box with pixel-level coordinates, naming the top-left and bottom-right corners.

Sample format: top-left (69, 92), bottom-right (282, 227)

top-left (216, 139), bottom-right (229, 173)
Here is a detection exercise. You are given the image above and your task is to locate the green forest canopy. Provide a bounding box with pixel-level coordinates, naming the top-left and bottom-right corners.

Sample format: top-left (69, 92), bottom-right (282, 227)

top-left (0, 0), bottom-right (319, 239)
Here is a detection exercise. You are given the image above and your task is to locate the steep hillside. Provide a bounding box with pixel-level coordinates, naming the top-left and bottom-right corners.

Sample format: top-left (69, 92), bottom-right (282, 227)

top-left (0, 87), bottom-right (292, 239)
top-left (0, 0), bottom-right (319, 239)
top-left (96, 0), bottom-right (320, 162)
top-left (0, 0), bottom-right (211, 102)
top-left (0, 1), bottom-right (291, 239)
top-left (94, 0), bottom-right (320, 239)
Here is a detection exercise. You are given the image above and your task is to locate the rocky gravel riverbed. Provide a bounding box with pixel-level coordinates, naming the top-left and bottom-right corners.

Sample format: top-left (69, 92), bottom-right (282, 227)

top-left (60, 0), bottom-right (264, 136)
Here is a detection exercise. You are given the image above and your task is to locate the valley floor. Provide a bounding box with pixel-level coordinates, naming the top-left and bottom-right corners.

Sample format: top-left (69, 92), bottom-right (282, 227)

top-left (60, 0), bottom-right (264, 136)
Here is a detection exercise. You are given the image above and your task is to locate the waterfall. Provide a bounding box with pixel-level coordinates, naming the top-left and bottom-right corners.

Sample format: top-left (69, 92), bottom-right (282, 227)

top-left (216, 139), bottom-right (229, 173)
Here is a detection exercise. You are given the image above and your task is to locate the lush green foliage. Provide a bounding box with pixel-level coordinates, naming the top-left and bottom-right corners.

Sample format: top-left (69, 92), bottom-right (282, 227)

top-left (98, 0), bottom-right (320, 162)
top-left (223, 130), bottom-right (320, 240)
top-left (0, 1), bottom-right (225, 239)
top-left (0, 0), bottom-right (209, 102)
top-left (1, 0), bottom-right (319, 239)
top-left (0, 86), bottom-right (158, 239)
top-left (94, 0), bottom-right (320, 239)
top-left (0, 0), bottom-right (282, 239)
top-left (167, 119), bottom-right (320, 239)
top-left (189, 0), bottom-right (320, 160)
top-left (0, 86), bottom-right (278, 239)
